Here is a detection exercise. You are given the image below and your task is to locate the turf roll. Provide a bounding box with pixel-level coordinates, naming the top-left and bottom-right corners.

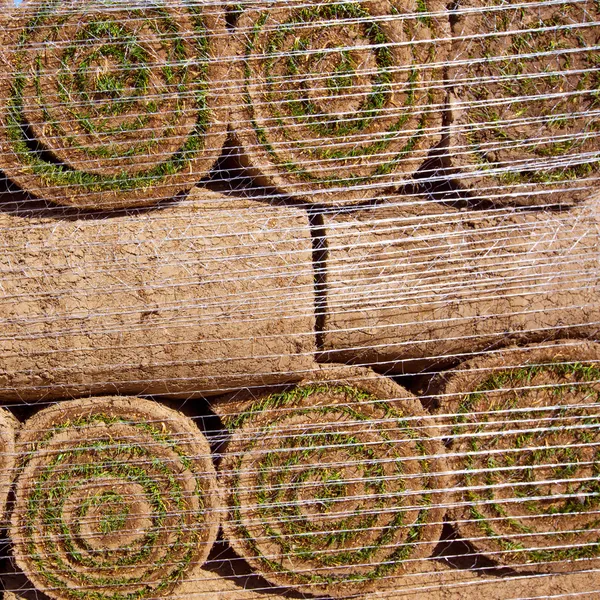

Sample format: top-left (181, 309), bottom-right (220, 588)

top-left (0, 188), bottom-right (316, 401)
top-left (0, 0), bottom-right (230, 209)
top-left (232, 0), bottom-right (449, 205)
top-left (447, 0), bottom-right (600, 206)
top-left (214, 365), bottom-right (447, 597)
top-left (319, 195), bottom-right (600, 372)
top-left (10, 396), bottom-right (221, 600)
top-left (0, 408), bottom-right (18, 530)
top-left (434, 340), bottom-right (600, 570)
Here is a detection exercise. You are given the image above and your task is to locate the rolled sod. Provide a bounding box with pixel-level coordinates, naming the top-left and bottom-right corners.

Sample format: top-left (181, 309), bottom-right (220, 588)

top-left (433, 340), bottom-right (600, 570)
top-left (0, 188), bottom-right (316, 401)
top-left (0, 0), bottom-right (231, 209)
top-left (0, 408), bottom-right (18, 529)
top-left (231, 0), bottom-right (449, 205)
top-left (10, 396), bottom-right (221, 600)
top-left (447, 0), bottom-right (600, 206)
top-left (319, 196), bottom-right (600, 372)
top-left (214, 365), bottom-right (447, 597)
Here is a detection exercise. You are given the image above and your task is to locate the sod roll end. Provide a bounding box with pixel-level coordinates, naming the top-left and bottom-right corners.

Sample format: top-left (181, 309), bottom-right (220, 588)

top-left (0, 0), bottom-right (232, 209)
top-left (10, 396), bottom-right (221, 600)
top-left (214, 365), bottom-right (448, 597)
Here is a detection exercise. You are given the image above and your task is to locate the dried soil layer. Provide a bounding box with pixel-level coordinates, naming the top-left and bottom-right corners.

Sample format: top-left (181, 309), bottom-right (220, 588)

top-left (319, 197), bottom-right (600, 372)
top-left (0, 188), bottom-right (316, 401)
top-left (447, 0), bottom-right (600, 207)
top-left (0, 1), bottom-right (231, 210)
top-left (432, 340), bottom-right (600, 572)
top-left (213, 364), bottom-right (448, 598)
top-left (10, 396), bottom-right (221, 600)
top-left (231, 0), bottom-right (449, 205)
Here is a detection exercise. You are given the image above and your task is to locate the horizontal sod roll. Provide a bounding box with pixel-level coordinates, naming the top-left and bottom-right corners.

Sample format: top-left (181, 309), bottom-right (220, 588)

top-left (0, 0), bottom-right (231, 209)
top-left (231, 0), bottom-right (449, 205)
top-left (0, 188), bottom-right (316, 401)
top-left (213, 365), bottom-right (448, 597)
top-left (10, 396), bottom-right (221, 600)
top-left (319, 195), bottom-right (600, 372)
top-left (446, 0), bottom-right (600, 206)
top-left (432, 340), bottom-right (600, 571)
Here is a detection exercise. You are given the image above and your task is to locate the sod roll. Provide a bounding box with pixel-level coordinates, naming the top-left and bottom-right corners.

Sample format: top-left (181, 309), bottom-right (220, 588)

top-left (447, 0), bottom-right (600, 206)
top-left (232, 0), bottom-right (449, 205)
top-left (0, 408), bottom-right (18, 530)
top-left (0, 188), bottom-right (316, 401)
top-left (10, 396), bottom-right (220, 600)
top-left (433, 340), bottom-right (600, 571)
top-left (214, 365), bottom-right (447, 597)
top-left (0, 0), bottom-right (230, 210)
top-left (320, 196), bottom-right (600, 372)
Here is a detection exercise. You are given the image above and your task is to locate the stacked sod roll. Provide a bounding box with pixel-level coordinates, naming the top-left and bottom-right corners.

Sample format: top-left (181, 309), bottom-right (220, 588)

top-left (434, 340), bottom-right (600, 570)
top-left (10, 396), bottom-right (220, 600)
top-left (0, 409), bottom-right (18, 529)
top-left (448, 0), bottom-right (600, 206)
top-left (0, 0), bottom-right (230, 209)
top-left (0, 188), bottom-right (316, 401)
top-left (232, 0), bottom-right (449, 205)
top-left (214, 365), bottom-right (447, 597)
top-left (319, 195), bottom-right (600, 372)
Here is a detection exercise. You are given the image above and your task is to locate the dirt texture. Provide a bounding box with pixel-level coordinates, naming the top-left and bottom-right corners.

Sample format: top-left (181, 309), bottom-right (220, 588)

top-left (212, 364), bottom-right (448, 598)
top-left (319, 195), bottom-right (600, 373)
top-left (10, 396), bottom-right (221, 600)
top-left (231, 0), bottom-right (449, 206)
top-left (0, 187), bottom-right (316, 401)
top-left (430, 339), bottom-right (600, 572)
top-left (0, 1), bottom-right (231, 209)
top-left (447, 0), bottom-right (600, 207)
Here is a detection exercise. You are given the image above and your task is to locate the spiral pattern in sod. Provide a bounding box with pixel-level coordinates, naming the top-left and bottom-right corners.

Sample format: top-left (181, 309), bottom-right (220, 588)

top-left (219, 376), bottom-right (447, 596)
top-left (449, 0), bottom-right (600, 205)
top-left (441, 343), bottom-right (600, 570)
top-left (233, 0), bottom-right (449, 205)
top-left (10, 397), bottom-right (221, 600)
top-left (0, 0), bottom-right (229, 209)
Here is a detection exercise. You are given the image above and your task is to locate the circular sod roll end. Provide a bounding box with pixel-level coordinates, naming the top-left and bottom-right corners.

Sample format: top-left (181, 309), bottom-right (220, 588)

top-left (447, 0), bottom-right (600, 207)
top-left (0, 0), bottom-right (231, 209)
top-left (232, 0), bottom-right (450, 205)
top-left (214, 365), bottom-right (448, 597)
top-left (10, 396), bottom-right (221, 600)
top-left (433, 340), bottom-right (600, 571)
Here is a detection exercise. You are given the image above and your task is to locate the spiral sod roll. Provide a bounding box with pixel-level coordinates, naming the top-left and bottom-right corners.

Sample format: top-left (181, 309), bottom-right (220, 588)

top-left (0, 0), bottom-right (230, 210)
top-left (318, 195), bottom-right (600, 372)
top-left (0, 188), bottom-right (316, 401)
top-left (9, 396), bottom-right (221, 600)
top-left (431, 340), bottom-right (600, 571)
top-left (213, 365), bottom-right (447, 597)
top-left (231, 0), bottom-right (449, 205)
top-left (446, 0), bottom-right (600, 206)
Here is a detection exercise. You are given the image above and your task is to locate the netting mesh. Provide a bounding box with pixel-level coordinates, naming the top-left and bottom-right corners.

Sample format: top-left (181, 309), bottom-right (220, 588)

top-left (0, 0), bottom-right (598, 598)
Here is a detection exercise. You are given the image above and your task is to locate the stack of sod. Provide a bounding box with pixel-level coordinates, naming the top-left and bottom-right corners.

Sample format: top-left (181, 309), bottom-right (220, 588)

top-left (10, 396), bottom-right (221, 600)
top-left (319, 195), bottom-right (600, 372)
top-left (0, 0), bottom-right (230, 209)
top-left (434, 340), bottom-right (600, 570)
top-left (0, 188), bottom-right (316, 401)
top-left (232, 0), bottom-right (449, 205)
top-left (214, 365), bottom-right (447, 597)
top-left (448, 0), bottom-right (600, 206)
